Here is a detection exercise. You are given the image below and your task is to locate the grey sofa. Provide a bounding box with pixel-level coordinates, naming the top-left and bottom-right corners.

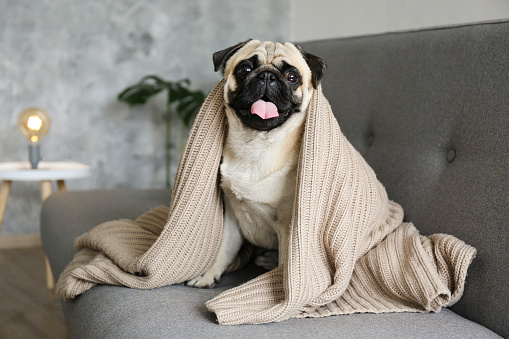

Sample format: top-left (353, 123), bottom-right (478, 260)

top-left (42, 20), bottom-right (508, 338)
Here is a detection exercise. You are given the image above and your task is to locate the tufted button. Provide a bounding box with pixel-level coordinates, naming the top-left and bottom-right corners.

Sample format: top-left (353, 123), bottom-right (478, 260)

top-left (447, 149), bottom-right (456, 163)
top-left (367, 133), bottom-right (374, 147)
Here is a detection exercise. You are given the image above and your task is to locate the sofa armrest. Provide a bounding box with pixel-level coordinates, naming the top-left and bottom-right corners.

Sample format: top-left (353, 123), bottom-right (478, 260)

top-left (41, 189), bottom-right (170, 279)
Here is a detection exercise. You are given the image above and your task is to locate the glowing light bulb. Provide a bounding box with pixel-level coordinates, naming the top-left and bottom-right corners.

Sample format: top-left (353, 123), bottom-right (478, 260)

top-left (27, 115), bottom-right (43, 131)
top-left (17, 108), bottom-right (51, 144)
top-left (17, 108), bottom-right (51, 169)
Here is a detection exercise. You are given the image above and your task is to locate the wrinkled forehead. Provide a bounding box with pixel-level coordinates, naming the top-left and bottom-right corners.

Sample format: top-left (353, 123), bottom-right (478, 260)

top-left (225, 40), bottom-right (308, 75)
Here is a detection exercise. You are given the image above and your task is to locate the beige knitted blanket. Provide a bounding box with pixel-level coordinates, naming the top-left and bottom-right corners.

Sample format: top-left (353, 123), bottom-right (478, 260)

top-left (56, 79), bottom-right (476, 325)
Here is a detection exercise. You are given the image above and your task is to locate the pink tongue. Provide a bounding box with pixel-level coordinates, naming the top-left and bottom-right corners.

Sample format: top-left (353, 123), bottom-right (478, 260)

top-left (251, 100), bottom-right (279, 119)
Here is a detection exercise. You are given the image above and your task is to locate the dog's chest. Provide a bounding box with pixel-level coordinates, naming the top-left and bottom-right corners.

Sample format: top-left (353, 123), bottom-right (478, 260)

top-left (220, 145), bottom-right (298, 249)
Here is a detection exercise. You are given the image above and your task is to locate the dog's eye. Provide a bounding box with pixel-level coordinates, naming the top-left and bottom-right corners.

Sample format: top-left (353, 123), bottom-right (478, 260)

top-left (238, 66), bottom-right (252, 77)
top-left (285, 72), bottom-right (298, 83)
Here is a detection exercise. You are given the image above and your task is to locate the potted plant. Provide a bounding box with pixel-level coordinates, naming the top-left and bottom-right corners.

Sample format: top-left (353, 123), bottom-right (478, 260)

top-left (118, 75), bottom-right (207, 188)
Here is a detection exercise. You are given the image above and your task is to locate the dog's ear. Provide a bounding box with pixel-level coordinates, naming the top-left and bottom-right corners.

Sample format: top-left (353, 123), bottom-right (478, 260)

top-left (213, 39), bottom-right (252, 72)
top-left (295, 44), bottom-right (327, 89)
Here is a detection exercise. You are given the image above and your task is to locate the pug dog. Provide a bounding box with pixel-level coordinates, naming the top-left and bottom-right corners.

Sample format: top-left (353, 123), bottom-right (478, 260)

top-left (187, 40), bottom-right (326, 288)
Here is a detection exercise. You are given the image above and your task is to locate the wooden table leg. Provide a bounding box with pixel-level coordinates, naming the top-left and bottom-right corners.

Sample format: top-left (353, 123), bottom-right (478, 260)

top-left (0, 180), bottom-right (12, 233)
top-left (44, 256), bottom-right (55, 290)
top-left (56, 180), bottom-right (66, 192)
top-left (40, 180), bottom-right (55, 289)
top-left (41, 180), bottom-right (52, 202)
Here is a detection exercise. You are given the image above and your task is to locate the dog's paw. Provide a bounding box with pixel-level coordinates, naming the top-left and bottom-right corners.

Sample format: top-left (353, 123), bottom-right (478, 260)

top-left (254, 250), bottom-right (279, 270)
top-left (186, 273), bottom-right (221, 289)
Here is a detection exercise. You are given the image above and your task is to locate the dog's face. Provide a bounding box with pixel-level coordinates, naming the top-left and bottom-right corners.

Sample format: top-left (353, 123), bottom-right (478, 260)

top-left (213, 40), bottom-right (326, 131)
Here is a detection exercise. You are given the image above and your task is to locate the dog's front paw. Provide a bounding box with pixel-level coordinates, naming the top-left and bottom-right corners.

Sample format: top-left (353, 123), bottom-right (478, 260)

top-left (254, 250), bottom-right (279, 270)
top-left (186, 272), bottom-right (221, 289)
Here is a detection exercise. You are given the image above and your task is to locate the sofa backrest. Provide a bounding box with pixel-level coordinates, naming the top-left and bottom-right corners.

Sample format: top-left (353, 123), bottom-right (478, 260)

top-left (300, 20), bottom-right (508, 338)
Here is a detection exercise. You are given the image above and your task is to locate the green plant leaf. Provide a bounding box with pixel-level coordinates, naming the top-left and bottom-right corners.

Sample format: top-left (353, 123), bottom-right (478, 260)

top-left (117, 75), bottom-right (208, 189)
top-left (167, 80), bottom-right (192, 105)
top-left (174, 90), bottom-right (206, 126)
top-left (139, 75), bottom-right (170, 85)
top-left (117, 75), bottom-right (169, 106)
top-left (118, 75), bottom-right (206, 125)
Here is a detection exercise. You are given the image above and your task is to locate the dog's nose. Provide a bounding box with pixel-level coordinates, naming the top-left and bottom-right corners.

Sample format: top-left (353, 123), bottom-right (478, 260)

top-left (257, 71), bottom-right (277, 82)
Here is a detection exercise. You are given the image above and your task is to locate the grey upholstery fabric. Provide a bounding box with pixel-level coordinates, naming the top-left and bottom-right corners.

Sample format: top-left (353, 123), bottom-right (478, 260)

top-left (42, 190), bottom-right (499, 339)
top-left (41, 20), bottom-right (508, 338)
top-left (300, 20), bottom-right (509, 337)
top-left (63, 274), bottom-right (496, 339)
top-left (41, 189), bottom-right (171, 277)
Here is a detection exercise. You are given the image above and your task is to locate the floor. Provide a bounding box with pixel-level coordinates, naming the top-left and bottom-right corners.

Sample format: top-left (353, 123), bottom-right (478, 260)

top-left (0, 247), bottom-right (68, 339)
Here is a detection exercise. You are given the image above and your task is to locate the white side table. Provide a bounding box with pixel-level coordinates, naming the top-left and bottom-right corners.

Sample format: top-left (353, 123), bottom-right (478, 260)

top-left (0, 161), bottom-right (90, 289)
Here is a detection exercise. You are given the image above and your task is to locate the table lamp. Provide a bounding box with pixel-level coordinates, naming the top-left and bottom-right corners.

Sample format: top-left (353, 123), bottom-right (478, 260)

top-left (17, 107), bottom-right (51, 169)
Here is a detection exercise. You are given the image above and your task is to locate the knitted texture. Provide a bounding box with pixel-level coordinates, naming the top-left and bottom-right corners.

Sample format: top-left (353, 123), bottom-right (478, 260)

top-left (56, 80), bottom-right (476, 325)
top-left (56, 80), bottom-right (228, 298)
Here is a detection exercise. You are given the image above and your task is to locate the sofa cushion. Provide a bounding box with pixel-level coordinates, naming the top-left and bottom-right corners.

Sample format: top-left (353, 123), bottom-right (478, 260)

top-left (41, 190), bottom-right (500, 338)
top-left (300, 20), bottom-right (509, 337)
top-left (63, 275), bottom-right (498, 339)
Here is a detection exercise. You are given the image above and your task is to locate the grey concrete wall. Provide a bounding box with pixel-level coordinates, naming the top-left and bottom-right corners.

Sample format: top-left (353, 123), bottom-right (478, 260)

top-left (292, 0), bottom-right (509, 41)
top-left (0, 0), bottom-right (291, 235)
